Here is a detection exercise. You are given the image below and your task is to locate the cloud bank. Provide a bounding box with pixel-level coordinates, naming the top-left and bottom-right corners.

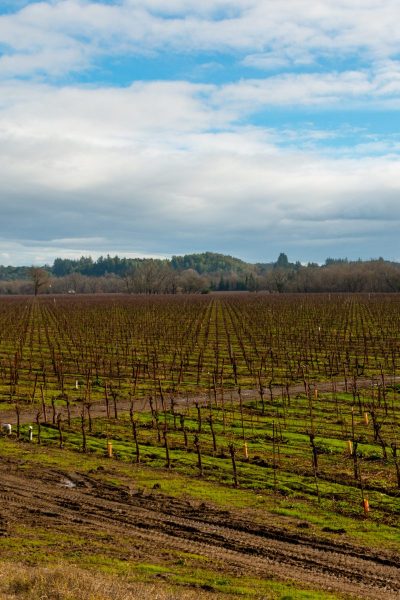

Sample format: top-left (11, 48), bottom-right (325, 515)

top-left (0, 1), bottom-right (399, 264)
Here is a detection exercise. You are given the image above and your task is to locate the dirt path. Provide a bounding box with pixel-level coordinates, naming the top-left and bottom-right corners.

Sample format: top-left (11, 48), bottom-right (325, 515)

top-left (0, 376), bottom-right (389, 427)
top-left (0, 459), bottom-right (398, 599)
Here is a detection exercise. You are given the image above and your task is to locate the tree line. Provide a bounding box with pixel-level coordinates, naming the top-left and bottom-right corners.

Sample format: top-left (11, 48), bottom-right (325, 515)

top-left (1, 252), bottom-right (400, 294)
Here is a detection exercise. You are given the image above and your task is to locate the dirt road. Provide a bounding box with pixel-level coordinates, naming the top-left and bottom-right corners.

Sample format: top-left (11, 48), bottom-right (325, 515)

top-left (0, 458), bottom-right (398, 599)
top-left (0, 376), bottom-right (387, 427)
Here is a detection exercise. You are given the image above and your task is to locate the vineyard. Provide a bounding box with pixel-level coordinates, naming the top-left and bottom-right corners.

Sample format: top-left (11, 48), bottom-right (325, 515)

top-left (0, 293), bottom-right (399, 599)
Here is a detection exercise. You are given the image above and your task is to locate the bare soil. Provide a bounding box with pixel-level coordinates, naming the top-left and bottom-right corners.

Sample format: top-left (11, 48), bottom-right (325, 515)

top-left (0, 376), bottom-right (385, 427)
top-left (0, 457), bottom-right (399, 599)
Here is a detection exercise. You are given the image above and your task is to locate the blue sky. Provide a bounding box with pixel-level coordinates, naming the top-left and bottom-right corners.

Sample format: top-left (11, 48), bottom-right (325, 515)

top-left (0, 0), bottom-right (400, 266)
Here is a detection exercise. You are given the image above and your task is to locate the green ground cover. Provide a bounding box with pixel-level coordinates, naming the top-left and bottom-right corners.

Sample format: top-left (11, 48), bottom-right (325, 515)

top-left (0, 294), bottom-right (399, 598)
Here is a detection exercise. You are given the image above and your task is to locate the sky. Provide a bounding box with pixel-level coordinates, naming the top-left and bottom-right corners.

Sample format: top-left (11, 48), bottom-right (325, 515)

top-left (1, 1), bottom-right (400, 266)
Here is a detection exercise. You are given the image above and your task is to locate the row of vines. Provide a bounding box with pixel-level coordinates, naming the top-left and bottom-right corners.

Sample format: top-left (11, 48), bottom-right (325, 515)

top-left (0, 293), bottom-right (399, 521)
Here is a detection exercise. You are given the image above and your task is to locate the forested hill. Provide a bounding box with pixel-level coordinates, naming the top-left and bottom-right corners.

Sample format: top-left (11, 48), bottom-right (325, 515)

top-left (1, 252), bottom-right (400, 294)
top-left (50, 252), bottom-right (259, 278)
top-left (170, 252), bottom-right (255, 275)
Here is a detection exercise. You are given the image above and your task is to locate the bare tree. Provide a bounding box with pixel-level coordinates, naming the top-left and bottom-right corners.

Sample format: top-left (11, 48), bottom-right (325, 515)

top-left (178, 269), bottom-right (208, 293)
top-left (29, 267), bottom-right (50, 296)
top-left (123, 261), bottom-right (176, 294)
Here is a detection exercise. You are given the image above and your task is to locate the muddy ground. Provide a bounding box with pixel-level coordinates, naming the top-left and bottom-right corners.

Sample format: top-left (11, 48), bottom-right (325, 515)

top-left (0, 457), bottom-right (399, 599)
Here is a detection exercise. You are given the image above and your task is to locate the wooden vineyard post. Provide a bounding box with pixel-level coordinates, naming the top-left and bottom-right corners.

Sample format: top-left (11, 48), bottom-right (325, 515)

top-left (208, 415), bottom-right (217, 454)
top-left (244, 441), bottom-right (249, 460)
top-left (307, 389), bottom-right (315, 435)
top-left (212, 371), bottom-right (217, 410)
top-left (132, 420), bottom-right (140, 464)
top-left (149, 396), bottom-right (156, 427)
top-left (309, 432), bottom-right (319, 472)
top-left (268, 379), bottom-right (273, 407)
top-left (358, 463), bottom-right (369, 517)
top-left (238, 387), bottom-right (245, 441)
top-left (107, 440), bottom-right (113, 458)
top-left (220, 365), bottom-right (226, 434)
top-left (371, 410), bottom-right (388, 460)
top-left (308, 432), bottom-right (321, 504)
top-left (40, 385), bottom-right (47, 424)
top-left (57, 413), bottom-right (63, 449)
top-left (158, 380), bottom-right (166, 422)
top-left (194, 435), bottom-right (203, 477)
top-left (350, 406), bottom-right (360, 480)
top-left (380, 364), bottom-right (388, 415)
top-left (130, 403), bottom-right (140, 463)
top-left (86, 402), bottom-right (93, 433)
top-left (195, 402), bottom-right (202, 433)
top-left (110, 385), bottom-right (118, 420)
top-left (65, 394), bottom-right (71, 427)
top-left (36, 411), bottom-right (41, 445)
top-left (306, 381), bottom-right (320, 498)
top-left (363, 498), bottom-right (370, 516)
top-left (81, 412), bottom-right (87, 453)
top-left (229, 443), bottom-right (238, 488)
top-left (15, 403), bottom-right (20, 439)
top-left (163, 426), bottom-right (171, 470)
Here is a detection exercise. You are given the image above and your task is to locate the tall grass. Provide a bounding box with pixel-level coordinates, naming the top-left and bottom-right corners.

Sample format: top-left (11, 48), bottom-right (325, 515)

top-left (0, 562), bottom-right (216, 600)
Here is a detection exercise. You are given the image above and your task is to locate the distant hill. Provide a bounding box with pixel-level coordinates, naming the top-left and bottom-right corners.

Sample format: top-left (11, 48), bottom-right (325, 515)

top-left (49, 252), bottom-right (258, 278)
top-left (170, 252), bottom-right (255, 275)
top-left (1, 252), bottom-right (400, 294)
top-left (0, 265), bottom-right (31, 281)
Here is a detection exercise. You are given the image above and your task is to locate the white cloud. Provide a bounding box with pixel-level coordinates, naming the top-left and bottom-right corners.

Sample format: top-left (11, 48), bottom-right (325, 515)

top-left (211, 68), bottom-right (400, 112)
top-left (3, 2), bottom-right (400, 110)
top-left (0, 78), bottom-right (400, 263)
top-left (2, 1), bottom-right (400, 78)
top-left (1, 2), bottom-right (400, 263)
top-left (0, 239), bottom-right (168, 266)
top-left (242, 51), bottom-right (314, 71)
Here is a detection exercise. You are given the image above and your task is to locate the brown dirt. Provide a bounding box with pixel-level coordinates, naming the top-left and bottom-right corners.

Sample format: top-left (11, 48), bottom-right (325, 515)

top-left (0, 376), bottom-right (387, 427)
top-left (0, 458), bottom-right (398, 599)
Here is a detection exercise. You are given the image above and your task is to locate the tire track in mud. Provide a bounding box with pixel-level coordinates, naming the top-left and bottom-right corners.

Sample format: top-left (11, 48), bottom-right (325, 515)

top-left (0, 462), bottom-right (399, 600)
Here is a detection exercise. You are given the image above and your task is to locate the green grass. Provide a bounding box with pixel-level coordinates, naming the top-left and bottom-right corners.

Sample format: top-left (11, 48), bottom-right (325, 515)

top-left (9, 394), bottom-right (398, 530)
top-left (1, 433), bottom-right (399, 552)
top-left (0, 516), bottom-right (345, 599)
